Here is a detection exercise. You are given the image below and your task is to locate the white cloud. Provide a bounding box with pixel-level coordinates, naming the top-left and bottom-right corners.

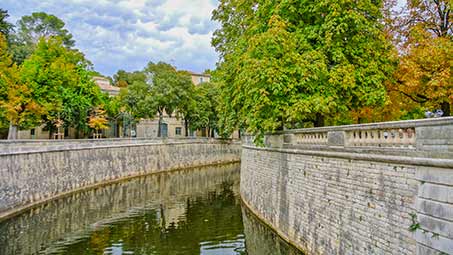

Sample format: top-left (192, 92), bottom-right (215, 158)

top-left (1, 0), bottom-right (220, 75)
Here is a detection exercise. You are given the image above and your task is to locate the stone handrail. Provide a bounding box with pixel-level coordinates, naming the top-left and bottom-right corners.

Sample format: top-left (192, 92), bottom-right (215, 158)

top-left (0, 137), bottom-right (235, 155)
top-left (262, 117), bottom-right (453, 153)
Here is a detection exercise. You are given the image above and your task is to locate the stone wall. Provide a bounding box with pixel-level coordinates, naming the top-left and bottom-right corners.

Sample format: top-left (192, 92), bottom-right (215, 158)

top-left (0, 139), bottom-right (241, 220)
top-left (241, 117), bottom-right (453, 255)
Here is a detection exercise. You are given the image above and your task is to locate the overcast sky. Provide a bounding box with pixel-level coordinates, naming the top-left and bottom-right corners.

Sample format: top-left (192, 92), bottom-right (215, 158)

top-left (1, 0), bottom-right (220, 76)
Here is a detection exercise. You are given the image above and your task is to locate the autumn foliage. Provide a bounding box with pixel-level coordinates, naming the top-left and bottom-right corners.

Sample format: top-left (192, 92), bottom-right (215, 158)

top-left (88, 107), bottom-right (108, 137)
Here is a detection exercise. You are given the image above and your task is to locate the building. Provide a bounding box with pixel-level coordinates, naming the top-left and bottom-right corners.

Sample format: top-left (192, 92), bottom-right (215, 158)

top-left (190, 72), bottom-right (211, 85)
top-left (136, 117), bottom-right (187, 138)
top-left (93, 76), bottom-right (120, 96)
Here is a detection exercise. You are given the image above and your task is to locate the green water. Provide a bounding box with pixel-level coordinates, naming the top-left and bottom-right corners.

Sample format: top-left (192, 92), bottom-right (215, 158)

top-left (0, 164), bottom-right (304, 255)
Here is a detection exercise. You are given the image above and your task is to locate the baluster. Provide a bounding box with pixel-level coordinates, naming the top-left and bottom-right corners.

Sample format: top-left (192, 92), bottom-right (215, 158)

top-left (407, 128), bottom-right (416, 147)
top-left (382, 130), bottom-right (390, 147)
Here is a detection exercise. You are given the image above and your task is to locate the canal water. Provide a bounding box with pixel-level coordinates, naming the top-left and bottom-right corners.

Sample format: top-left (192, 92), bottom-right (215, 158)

top-left (0, 163), bottom-right (304, 255)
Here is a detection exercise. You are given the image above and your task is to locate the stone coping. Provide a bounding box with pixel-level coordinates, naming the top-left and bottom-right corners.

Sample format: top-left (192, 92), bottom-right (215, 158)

top-left (270, 116), bottom-right (453, 134)
top-left (243, 144), bottom-right (453, 169)
top-left (0, 137), bottom-right (230, 144)
top-left (0, 139), bottom-right (240, 156)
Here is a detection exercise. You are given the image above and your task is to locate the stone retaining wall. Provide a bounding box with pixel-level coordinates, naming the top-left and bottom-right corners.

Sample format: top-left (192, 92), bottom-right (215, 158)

top-left (0, 163), bottom-right (240, 254)
top-left (241, 117), bottom-right (453, 255)
top-left (0, 139), bottom-right (241, 220)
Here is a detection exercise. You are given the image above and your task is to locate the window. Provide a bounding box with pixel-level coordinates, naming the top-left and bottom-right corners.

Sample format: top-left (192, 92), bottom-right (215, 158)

top-left (175, 127), bottom-right (182, 135)
top-left (199, 77), bottom-right (203, 83)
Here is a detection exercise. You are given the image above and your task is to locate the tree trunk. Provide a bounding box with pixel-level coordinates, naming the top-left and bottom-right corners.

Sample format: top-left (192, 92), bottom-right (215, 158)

top-left (48, 124), bottom-right (54, 139)
top-left (75, 125), bottom-right (80, 139)
top-left (314, 113), bottom-right (325, 127)
top-left (210, 128), bottom-right (215, 138)
top-left (441, 101), bottom-right (451, 117)
top-left (157, 111), bottom-right (163, 137)
top-left (184, 118), bottom-right (189, 137)
top-left (7, 123), bottom-right (18, 140)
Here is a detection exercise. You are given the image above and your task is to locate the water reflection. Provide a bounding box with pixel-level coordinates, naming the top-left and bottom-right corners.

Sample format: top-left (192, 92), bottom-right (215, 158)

top-left (0, 163), bottom-right (304, 255)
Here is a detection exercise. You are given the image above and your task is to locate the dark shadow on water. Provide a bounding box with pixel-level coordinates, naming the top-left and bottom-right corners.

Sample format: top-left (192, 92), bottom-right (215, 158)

top-left (0, 163), bottom-right (304, 255)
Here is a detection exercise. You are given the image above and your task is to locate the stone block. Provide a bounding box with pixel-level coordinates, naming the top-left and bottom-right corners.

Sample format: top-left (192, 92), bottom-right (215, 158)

top-left (416, 166), bottom-right (453, 186)
top-left (327, 131), bottom-right (345, 147)
top-left (418, 183), bottom-right (453, 204)
top-left (416, 198), bottom-right (453, 221)
top-left (415, 229), bottom-right (453, 255)
top-left (418, 214), bottom-right (453, 239)
top-left (416, 124), bottom-right (453, 151)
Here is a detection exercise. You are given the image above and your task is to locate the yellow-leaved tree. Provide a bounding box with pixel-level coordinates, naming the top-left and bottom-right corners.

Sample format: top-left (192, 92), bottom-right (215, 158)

top-left (389, 0), bottom-right (452, 117)
top-left (393, 29), bottom-right (452, 116)
top-left (88, 106), bottom-right (108, 138)
top-left (0, 33), bottom-right (44, 139)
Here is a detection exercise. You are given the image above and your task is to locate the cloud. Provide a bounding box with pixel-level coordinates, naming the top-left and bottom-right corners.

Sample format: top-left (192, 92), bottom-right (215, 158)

top-left (1, 0), bottom-right (220, 76)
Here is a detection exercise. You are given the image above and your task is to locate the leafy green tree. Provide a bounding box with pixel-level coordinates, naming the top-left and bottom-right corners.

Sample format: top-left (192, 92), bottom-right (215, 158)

top-left (119, 63), bottom-right (195, 137)
top-left (119, 80), bottom-right (155, 120)
top-left (113, 69), bottom-right (146, 87)
top-left (144, 62), bottom-right (194, 137)
top-left (189, 82), bottom-right (220, 137)
top-left (62, 65), bottom-right (106, 138)
top-left (0, 9), bottom-right (14, 40)
top-left (20, 37), bottom-right (103, 138)
top-left (212, 0), bottom-right (395, 141)
top-left (10, 12), bottom-right (75, 64)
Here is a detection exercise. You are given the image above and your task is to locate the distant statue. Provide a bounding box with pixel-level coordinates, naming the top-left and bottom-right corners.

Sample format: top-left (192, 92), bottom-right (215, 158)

top-left (434, 109), bottom-right (444, 118)
top-left (425, 109), bottom-right (444, 118)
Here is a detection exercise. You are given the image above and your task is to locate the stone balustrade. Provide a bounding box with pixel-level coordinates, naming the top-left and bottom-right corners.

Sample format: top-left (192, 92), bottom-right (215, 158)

top-left (263, 117), bottom-right (453, 155)
top-left (345, 128), bottom-right (416, 148)
top-left (293, 132), bottom-right (328, 145)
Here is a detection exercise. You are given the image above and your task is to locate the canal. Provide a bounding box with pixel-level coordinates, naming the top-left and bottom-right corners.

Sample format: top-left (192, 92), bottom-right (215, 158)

top-left (0, 163), bottom-right (304, 255)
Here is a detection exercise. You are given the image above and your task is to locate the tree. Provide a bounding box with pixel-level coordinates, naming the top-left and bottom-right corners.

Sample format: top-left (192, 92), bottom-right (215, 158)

top-left (119, 80), bottom-right (155, 120)
top-left (10, 12), bottom-right (75, 64)
top-left (212, 0), bottom-right (395, 141)
top-left (144, 62), bottom-right (194, 137)
top-left (392, 30), bottom-right (452, 116)
top-left (407, 0), bottom-right (452, 38)
top-left (113, 69), bottom-right (146, 87)
top-left (191, 82), bottom-right (220, 137)
top-left (20, 37), bottom-right (103, 138)
top-left (0, 9), bottom-right (14, 40)
top-left (179, 81), bottom-right (218, 137)
top-left (62, 65), bottom-right (106, 138)
top-left (89, 106), bottom-right (109, 138)
top-left (388, 0), bottom-right (452, 116)
top-left (0, 34), bottom-right (44, 139)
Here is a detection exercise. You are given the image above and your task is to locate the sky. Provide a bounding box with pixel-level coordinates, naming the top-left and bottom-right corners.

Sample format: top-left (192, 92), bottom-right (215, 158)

top-left (1, 0), bottom-right (220, 76)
